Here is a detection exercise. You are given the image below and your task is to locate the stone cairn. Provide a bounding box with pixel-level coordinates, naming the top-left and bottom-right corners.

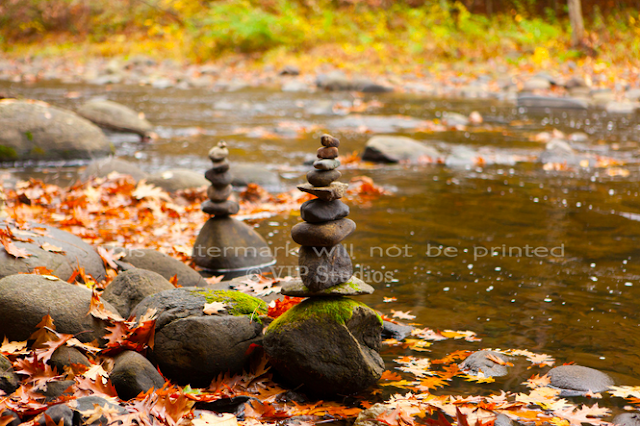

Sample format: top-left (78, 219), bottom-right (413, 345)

top-left (265, 134), bottom-right (383, 397)
top-left (281, 134), bottom-right (374, 296)
top-left (193, 141), bottom-right (275, 276)
top-left (201, 141), bottom-right (239, 217)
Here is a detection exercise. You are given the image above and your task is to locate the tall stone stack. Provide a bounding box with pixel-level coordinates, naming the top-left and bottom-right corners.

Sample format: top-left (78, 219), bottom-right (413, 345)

top-left (291, 134), bottom-right (359, 292)
top-left (263, 134), bottom-right (384, 397)
top-left (192, 142), bottom-right (275, 277)
top-left (201, 141), bottom-right (239, 217)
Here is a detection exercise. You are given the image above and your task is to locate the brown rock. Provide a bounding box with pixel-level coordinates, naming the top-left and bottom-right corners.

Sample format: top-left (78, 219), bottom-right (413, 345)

top-left (306, 169), bottom-right (341, 187)
top-left (202, 199), bottom-right (239, 216)
top-left (298, 244), bottom-right (353, 291)
top-left (205, 170), bottom-right (232, 187)
top-left (320, 134), bottom-right (340, 148)
top-left (317, 147), bottom-right (339, 159)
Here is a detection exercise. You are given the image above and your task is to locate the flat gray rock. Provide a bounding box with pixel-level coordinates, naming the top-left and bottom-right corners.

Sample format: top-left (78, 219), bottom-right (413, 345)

top-left (146, 169), bottom-right (208, 192)
top-left (362, 136), bottom-right (441, 164)
top-left (77, 100), bottom-right (152, 137)
top-left (281, 276), bottom-right (374, 297)
top-left (548, 365), bottom-right (614, 396)
top-left (517, 95), bottom-right (589, 110)
top-left (459, 350), bottom-right (512, 377)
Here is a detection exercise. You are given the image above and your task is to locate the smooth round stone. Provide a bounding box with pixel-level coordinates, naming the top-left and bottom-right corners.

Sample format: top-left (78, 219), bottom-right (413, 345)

top-left (281, 276), bottom-right (373, 297)
top-left (205, 170), bottom-right (232, 187)
top-left (547, 365), bottom-right (614, 396)
top-left (307, 169), bottom-right (341, 187)
top-left (298, 244), bottom-right (353, 291)
top-left (297, 182), bottom-right (347, 202)
top-left (314, 159), bottom-right (340, 171)
top-left (207, 184), bottom-right (232, 202)
top-left (209, 159), bottom-right (230, 173)
top-left (193, 216), bottom-right (274, 273)
top-left (300, 199), bottom-right (349, 223)
top-left (317, 147), bottom-right (339, 159)
top-left (201, 199), bottom-right (239, 216)
top-left (208, 145), bottom-right (229, 161)
top-left (320, 134), bottom-right (340, 148)
top-left (291, 218), bottom-right (356, 247)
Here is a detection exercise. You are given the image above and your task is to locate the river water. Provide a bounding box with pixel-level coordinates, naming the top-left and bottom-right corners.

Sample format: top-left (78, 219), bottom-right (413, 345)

top-left (3, 79), bottom-right (640, 399)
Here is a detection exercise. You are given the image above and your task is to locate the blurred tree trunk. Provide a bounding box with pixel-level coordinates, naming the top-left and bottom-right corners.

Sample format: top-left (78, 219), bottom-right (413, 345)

top-left (568, 0), bottom-right (585, 46)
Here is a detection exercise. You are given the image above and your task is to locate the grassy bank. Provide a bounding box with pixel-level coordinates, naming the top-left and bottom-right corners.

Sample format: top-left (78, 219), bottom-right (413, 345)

top-left (1, 0), bottom-right (639, 74)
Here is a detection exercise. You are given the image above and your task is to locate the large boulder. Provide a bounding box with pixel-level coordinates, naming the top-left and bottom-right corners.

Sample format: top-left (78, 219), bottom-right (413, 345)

top-left (547, 365), bottom-right (614, 396)
top-left (0, 99), bottom-right (113, 162)
top-left (131, 288), bottom-right (267, 386)
top-left (110, 350), bottom-right (166, 400)
top-left (0, 220), bottom-right (107, 282)
top-left (80, 157), bottom-right (148, 183)
top-left (114, 248), bottom-right (206, 287)
top-left (77, 100), bottom-right (153, 137)
top-left (192, 217), bottom-right (275, 274)
top-left (362, 136), bottom-right (440, 163)
top-left (0, 274), bottom-right (118, 343)
top-left (263, 297), bottom-right (384, 397)
top-left (146, 169), bottom-right (208, 193)
top-left (37, 396), bottom-right (128, 426)
top-left (102, 269), bottom-right (175, 318)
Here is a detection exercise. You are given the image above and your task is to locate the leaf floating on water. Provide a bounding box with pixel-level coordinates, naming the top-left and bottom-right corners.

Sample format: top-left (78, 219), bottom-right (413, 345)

top-left (609, 386), bottom-right (640, 399)
top-left (523, 373), bottom-right (551, 389)
top-left (460, 373), bottom-right (495, 384)
top-left (391, 310), bottom-right (416, 320)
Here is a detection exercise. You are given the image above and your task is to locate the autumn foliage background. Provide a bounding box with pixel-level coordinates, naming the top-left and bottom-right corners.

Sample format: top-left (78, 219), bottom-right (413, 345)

top-left (1, 0), bottom-right (639, 73)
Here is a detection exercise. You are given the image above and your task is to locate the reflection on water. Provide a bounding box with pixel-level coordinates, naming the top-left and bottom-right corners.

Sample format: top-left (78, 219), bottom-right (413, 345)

top-left (3, 79), bottom-right (640, 393)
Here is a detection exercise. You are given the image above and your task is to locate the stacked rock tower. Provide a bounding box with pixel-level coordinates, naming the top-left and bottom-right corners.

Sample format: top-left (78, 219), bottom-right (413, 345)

top-left (201, 141), bottom-right (239, 216)
top-left (193, 141), bottom-right (275, 277)
top-left (292, 134), bottom-right (360, 292)
top-left (264, 134), bottom-right (383, 397)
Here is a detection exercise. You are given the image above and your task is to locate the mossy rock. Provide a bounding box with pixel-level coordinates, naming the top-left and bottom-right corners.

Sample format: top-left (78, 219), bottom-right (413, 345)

top-left (0, 99), bottom-right (112, 162)
top-left (264, 297), bottom-right (384, 397)
top-left (130, 288), bottom-right (265, 386)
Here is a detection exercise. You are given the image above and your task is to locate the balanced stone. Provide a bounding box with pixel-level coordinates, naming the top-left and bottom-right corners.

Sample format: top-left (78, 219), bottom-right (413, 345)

top-left (298, 244), bottom-right (353, 290)
top-left (317, 147), bottom-right (339, 159)
top-left (202, 199), bottom-right (240, 216)
top-left (208, 144), bottom-right (229, 161)
top-left (207, 185), bottom-right (232, 202)
top-left (297, 182), bottom-right (347, 201)
top-left (205, 170), bottom-right (232, 187)
top-left (321, 134), bottom-right (340, 148)
top-left (300, 199), bottom-right (349, 223)
top-left (209, 159), bottom-right (230, 173)
top-left (314, 159), bottom-right (340, 171)
top-left (307, 169), bottom-right (341, 187)
top-left (291, 218), bottom-right (356, 247)
top-left (281, 276), bottom-right (374, 297)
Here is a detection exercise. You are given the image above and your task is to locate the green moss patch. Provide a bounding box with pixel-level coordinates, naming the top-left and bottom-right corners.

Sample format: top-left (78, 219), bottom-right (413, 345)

top-left (267, 297), bottom-right (381, 334)
top-left (0, 145), bottom-right (18, 161)
top-left (191, 289), bottom-right (267, 319)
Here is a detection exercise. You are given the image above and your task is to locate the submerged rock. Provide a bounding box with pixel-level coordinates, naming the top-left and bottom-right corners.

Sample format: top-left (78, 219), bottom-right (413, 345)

top-left (77, 100), bottom-right (153, 137)
top-left (0, 220), bottom-right (107, 282)
top-left (459, 350), bottom-right (512, 377)
top-left (547, 365), bottom-right (614, 396)
top-left (517, 95), bottom-right (589, 110)
top-left (613, 413), bottom-right (640, 426)
top-left (0, 274), bottom-right (118, 343)
top-left (263, 297), bottom-right (384, 397)
top-left (0, 100), bottom-right (113, 162)
top-left (362, 136), bottom-right (440, 163)
top-left (131, 288), bottom-right (267, 386)
top-left (146, 169), bottom-right (208, 193)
